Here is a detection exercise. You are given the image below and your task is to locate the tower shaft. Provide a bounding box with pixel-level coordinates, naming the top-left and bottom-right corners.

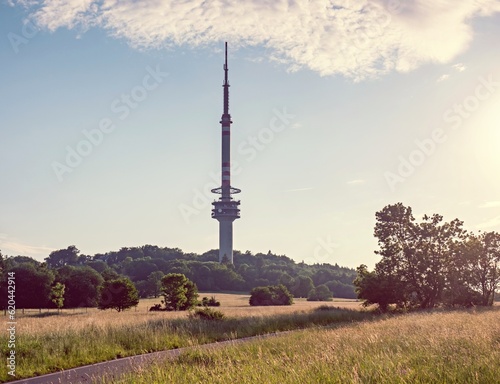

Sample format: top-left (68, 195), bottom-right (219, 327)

top-left (211, 42), bottom-right (241, 264)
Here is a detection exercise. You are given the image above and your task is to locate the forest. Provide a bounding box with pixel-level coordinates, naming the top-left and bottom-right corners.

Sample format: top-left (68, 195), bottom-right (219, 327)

top-left (0, 246), bottom-right (356, 309)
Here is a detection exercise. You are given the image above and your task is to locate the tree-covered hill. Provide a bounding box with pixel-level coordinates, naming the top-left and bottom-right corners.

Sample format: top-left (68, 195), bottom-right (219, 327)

top-left (0, 246), bottom-right (356, 309)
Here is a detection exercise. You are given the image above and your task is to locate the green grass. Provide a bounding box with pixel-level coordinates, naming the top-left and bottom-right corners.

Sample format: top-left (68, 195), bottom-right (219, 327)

top-left (0, 306), bottom-right (370, 382)
top-left (112, 307), bottom-right (500, 384)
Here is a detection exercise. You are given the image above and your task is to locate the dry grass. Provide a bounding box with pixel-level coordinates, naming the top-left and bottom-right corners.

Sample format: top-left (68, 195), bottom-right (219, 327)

top-left (113, 307), bottom-right (500, 384)
top-left (0, 294), bottom-right (365, 382)
top-left (9, 293), bottom-right (361, 338)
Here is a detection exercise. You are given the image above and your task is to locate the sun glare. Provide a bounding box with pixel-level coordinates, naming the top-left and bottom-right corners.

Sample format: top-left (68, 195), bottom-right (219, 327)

top-left (468, 93), bottom-right (500, 186)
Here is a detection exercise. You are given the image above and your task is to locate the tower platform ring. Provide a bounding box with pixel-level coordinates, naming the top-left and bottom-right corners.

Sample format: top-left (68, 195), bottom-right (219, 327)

top-left (211, 187), bottom-right (241, 194)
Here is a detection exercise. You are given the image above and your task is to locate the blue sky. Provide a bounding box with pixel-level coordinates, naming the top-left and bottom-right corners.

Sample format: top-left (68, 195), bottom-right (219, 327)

top-left (1, 0), bottom-right (500, 268)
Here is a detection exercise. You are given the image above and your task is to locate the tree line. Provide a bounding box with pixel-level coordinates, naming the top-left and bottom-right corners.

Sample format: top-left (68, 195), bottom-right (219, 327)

top-left (354, 203), bottom-right (500, 311)
top-left (0, 246), bottom-right (356, 310)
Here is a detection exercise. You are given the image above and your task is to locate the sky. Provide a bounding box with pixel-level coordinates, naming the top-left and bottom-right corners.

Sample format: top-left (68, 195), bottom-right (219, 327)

top-left (1, 0), bottom-right (500, 269)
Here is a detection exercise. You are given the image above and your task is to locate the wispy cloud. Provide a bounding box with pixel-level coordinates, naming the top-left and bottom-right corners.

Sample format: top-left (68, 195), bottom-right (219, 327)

top-left (284, 187), bottom-right (313, 193)
top-left (437, 62), bottom-right (467, 82)
top-left (453, 63), bottom-right (466, 72)
top-left (0, 235), bottom-right (54, 257)
top-left (479, 201), bottom-right (500, 208)
top-left (10, 0), bottom-right (500, 80)
top-left (476, 215), bottom-right (500, 229)
top-left (437, 74), bottom-right (450, 82)
top-left (347, 179), bottom-right (365, 185)
top-left (245, 56), bottom-right (264, 64)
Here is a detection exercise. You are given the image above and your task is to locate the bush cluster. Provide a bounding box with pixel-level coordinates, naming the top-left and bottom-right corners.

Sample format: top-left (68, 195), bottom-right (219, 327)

top-left (200, 296), bottom-right (221, 307)
top-left (190, 307), bottom-right (225, 321)
top-left (249, 284), bottom-right (293, 306)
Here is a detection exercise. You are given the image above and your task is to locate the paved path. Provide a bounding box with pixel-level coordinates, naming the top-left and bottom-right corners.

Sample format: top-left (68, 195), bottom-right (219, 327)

top-left (9, 332), bottom-right (289, 384)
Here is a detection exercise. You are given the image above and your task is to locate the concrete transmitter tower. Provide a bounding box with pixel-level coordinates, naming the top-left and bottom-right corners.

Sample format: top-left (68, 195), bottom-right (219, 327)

top-left (211, 42), bottom-right (241, 264)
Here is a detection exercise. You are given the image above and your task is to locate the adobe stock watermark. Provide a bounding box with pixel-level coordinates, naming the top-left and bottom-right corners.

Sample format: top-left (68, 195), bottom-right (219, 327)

top-left (178, 107), bottom-right (297, 224)
top-left (385, 74), bottom-right (499, 191)
top-left (7, 18), bottom-right (40, 54)
top-left (311, 235), bottom-right (339, 264)
top-left (52, 65), bottom-right (168, 182)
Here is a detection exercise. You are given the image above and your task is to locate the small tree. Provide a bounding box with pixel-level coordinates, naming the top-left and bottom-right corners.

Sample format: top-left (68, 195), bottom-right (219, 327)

top-left (50, 282), bottom-right (65, 312)
top-left (98, 278), bottom-right (139, 312)
top-left (161, 273), bottom-right (198, 311)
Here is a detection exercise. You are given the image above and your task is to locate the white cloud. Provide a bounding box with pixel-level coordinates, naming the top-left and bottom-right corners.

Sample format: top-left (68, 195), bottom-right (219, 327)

top-left (12, 0), bottom-right (500, 80)
top-left (33, 0), bottom-right (98, 32)
top-left (479, 201), bottom-right (500, 208)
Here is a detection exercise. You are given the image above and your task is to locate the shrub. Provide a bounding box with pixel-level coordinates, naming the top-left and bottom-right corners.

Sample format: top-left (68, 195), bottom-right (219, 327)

top-left (190, 307), bottom-right (225, 321)
top-left (249, 284), bottom-right (293, 306)
top-left (149, 304), bottom-right (163, 311)
top-left (314, 305), bottom-right (341, 311)
top-left (201, 296), bottom-right (221, 307)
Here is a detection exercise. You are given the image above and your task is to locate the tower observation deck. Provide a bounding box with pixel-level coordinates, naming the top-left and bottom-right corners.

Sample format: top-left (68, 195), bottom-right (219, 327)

top-left (211, 42), bottom-right (240, 264)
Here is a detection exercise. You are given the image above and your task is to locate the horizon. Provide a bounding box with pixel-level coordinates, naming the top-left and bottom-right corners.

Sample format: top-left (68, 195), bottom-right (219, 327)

top-left (1, 1), bottom-right (500, 269)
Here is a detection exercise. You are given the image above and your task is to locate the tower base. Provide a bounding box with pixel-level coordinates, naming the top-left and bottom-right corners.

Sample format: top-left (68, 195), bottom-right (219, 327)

top-left (218, 220), bottom-right (234, 263)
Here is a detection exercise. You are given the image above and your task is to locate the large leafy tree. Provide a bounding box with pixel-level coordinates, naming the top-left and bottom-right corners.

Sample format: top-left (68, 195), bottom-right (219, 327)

top-left (356, 203), bottom-right (499, 311)
top-left (147, 271), bottom-right (164, 298)
top-left (372, 204), bottom-right (466, 309)
top-left (465, 232), bottom-right (500, 306)
top-left (45, 245), bottom-right (80, 268)
top-left (3, 263), bottom-right (54, 309)
top-left (98, 278), bottom-right (139, 312)
top-left (56, 265), bottom-right (104, 307)
top-left (160, 273), bottom-right (198, 311)
top-left (411, 215), bottom-right (465, 308)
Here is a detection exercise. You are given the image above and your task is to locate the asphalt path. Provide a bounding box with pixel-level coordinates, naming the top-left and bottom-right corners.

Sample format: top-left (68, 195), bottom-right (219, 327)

top-left (8, 331), bottom-right (289, 384)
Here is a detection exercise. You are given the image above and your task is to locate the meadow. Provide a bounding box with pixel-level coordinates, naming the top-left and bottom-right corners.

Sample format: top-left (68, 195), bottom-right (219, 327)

top-left (112, 307), bottom-right (500, 384)
top-left (0, 294), bottom-right (364, 382)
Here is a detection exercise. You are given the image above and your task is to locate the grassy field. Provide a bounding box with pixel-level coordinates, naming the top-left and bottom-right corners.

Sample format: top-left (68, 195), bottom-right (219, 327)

top-left (112, 307), bottom-right (500, 384)
top-left (0, 294), bottom-right (364, 382)
top-left (4, 293), bottom-right (361, 336)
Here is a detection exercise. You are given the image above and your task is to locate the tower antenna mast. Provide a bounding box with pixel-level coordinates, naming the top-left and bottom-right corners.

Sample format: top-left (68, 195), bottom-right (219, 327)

top-left (211, 42), bottom-right (241, 264)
